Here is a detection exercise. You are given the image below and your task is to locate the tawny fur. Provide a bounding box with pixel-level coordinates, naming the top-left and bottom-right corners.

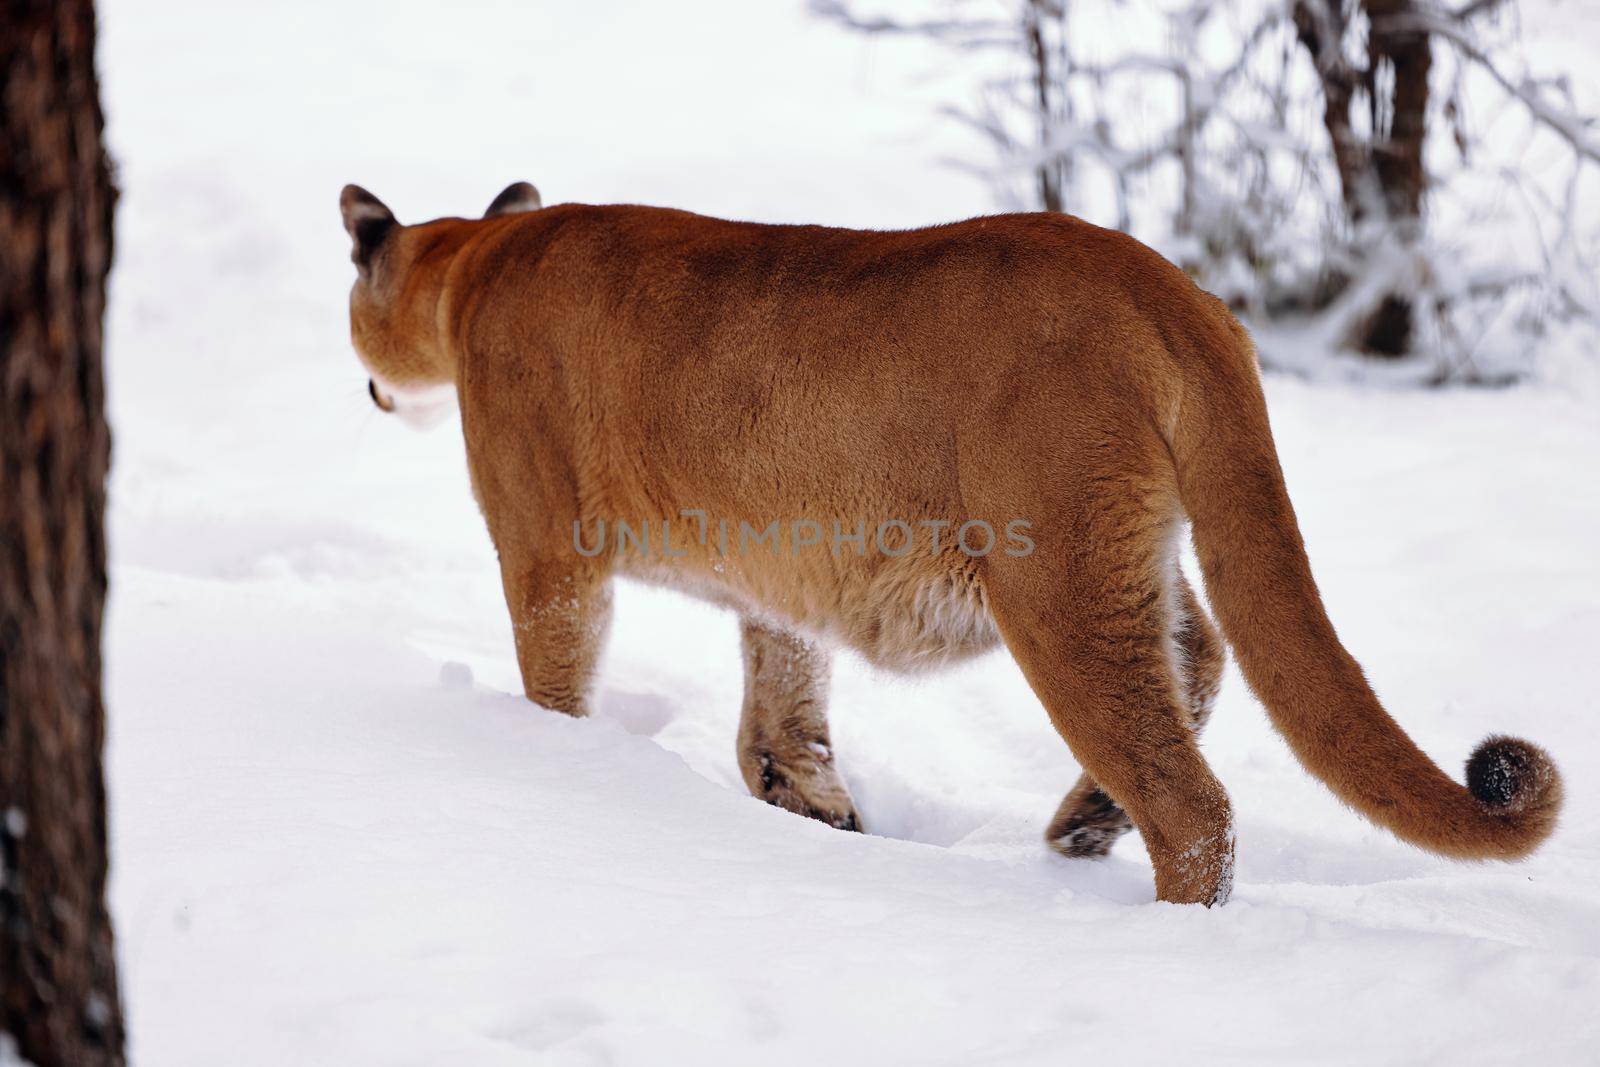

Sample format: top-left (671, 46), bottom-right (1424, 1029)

top-left (341, 183), bottom-right (1563, 905)
top-left (737, 618), bottom-right (859, 831)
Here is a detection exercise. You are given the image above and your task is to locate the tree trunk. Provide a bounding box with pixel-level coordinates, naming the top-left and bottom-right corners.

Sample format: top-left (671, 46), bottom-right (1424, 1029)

top-left (0, 2), bottom-right (124, 1065)
top-left (1293, 0), bottom-right (1431, 356)
top-left (1293, 0), bottom-right (1369, 223)
top-left (1024, 0), bottom-right (1066, 213)
top-left (1361, 0), bottom-right (1431, 356)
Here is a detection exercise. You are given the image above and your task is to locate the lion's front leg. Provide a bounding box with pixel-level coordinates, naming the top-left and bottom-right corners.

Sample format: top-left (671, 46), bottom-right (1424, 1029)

top-left (499, 556), bottom-right (613, 718)
top-left (737, 617), bottom-right (862, 832)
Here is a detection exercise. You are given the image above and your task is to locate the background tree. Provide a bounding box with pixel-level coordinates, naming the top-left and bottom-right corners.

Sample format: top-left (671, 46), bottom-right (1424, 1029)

top-left (1294, 0), bottom-right (1432, 354)
top-left (815, 0), bottom-right (1600, 379)
top-left (0, 1), bottom-right (124, 1065)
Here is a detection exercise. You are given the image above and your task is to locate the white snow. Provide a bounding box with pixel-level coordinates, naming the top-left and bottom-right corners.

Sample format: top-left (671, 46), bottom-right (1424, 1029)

top-left (97, 1), bottom-right (1600, 1063)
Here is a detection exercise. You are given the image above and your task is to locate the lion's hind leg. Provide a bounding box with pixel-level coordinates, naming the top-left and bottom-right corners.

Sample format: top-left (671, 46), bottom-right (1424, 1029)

top-left (983, 446), bottom-right (1234, 904)
top-left (1047, 575), bottom-right (1225, 858)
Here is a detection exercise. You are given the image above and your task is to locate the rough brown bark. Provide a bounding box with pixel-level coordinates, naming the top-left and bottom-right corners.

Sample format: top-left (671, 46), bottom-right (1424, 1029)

top-left (0, 1), bottom-right (124, 1065)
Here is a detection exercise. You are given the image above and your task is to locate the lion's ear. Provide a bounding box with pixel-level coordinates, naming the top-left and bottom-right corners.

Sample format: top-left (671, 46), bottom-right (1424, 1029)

top-left (340, 184), bottom-right (397, 269)
top-left (485, 181), bottom-right (542, 218)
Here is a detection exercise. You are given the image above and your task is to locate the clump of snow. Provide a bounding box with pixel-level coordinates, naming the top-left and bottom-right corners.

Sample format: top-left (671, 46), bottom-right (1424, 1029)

top-left (96, 0), bottom-right (1600, 1063)
top-left (439, 661), bottom-right (475, 692)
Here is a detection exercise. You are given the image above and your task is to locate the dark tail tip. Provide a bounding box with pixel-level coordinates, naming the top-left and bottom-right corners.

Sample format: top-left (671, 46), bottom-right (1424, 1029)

top-left (1465, 736), bottom-right (1563, 855)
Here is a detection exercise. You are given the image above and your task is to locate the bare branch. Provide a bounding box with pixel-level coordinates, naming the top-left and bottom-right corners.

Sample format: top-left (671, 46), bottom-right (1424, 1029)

top-left (807, 0), bottom-right (1015, 48)
top-left (1451, 0), bottom-right (1509, 19)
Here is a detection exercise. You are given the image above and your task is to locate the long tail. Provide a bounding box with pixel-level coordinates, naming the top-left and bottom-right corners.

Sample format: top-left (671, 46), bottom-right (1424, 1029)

top-left (1170, 308), bottom-right (1561, 860)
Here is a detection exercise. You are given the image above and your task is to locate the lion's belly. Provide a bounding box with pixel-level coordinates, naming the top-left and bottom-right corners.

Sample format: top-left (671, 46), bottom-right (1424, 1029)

top-left (845, 569), bottom-right (1002, 673)
top-left (630, 556), bottom-right (992, 671)
top-left (620, 544), bottom-right (1002, 672)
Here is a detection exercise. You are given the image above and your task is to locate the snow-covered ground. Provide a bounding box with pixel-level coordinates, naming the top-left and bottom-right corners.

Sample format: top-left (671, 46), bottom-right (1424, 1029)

top-left (96, 1), bottom-right (1600, 1063)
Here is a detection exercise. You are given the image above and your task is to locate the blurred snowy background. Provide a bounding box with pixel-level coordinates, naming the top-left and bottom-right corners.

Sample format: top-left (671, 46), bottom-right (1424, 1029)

top-left (817, 0), bottom-right (1600, 380)
top-left (97, 0), bottom-right (1600, 1064)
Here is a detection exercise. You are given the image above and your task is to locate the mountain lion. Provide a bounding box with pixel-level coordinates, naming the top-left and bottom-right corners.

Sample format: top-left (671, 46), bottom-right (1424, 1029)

top-left (340, 181), bottom-right (1561, 904)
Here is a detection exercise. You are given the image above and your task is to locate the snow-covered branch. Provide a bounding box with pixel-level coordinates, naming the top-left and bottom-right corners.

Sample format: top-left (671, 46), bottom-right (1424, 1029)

top-left (816, 0), bottom-right (1600, 378)
top-left (1393, 8), bottom-right (1600, 165)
